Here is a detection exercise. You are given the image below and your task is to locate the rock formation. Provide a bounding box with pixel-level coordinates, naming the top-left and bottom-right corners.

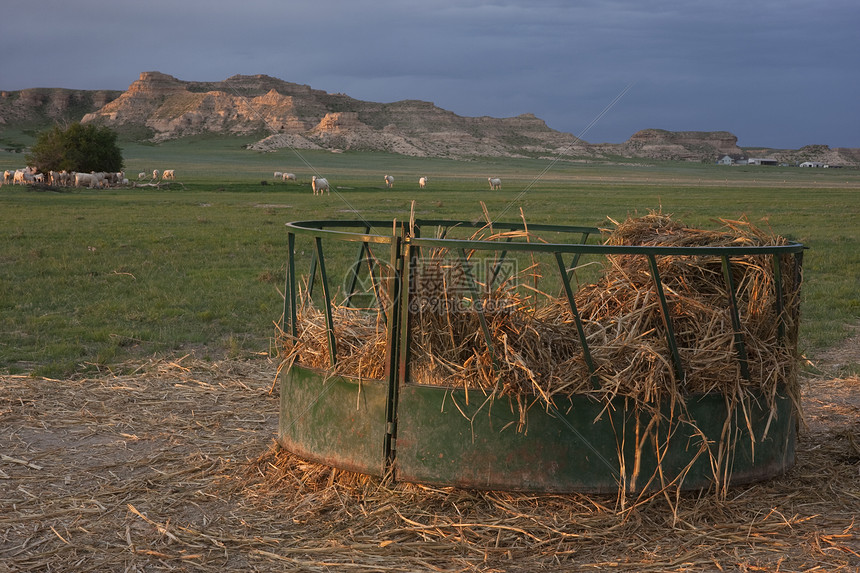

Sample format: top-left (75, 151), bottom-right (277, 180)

top-left (622, 129), bottom-right (743, 161)
top-left (0, 88), bottom-right (121, 126)
top-left (2, 71), bottom-right (856, 165)
top-left (77, 72), bottom-right (584, 157)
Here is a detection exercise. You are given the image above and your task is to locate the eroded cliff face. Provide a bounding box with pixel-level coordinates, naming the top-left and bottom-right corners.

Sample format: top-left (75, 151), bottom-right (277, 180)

top-left (78, 72), bottom-right (585, 157)
top-left (0, 88), bottom-right (121, 126)
top-left (80, 72), bottom-right (314, 141)
top-left (617, 129), bottom-right (743, 161)
top-left (4, 72), bottom-right (856, 164)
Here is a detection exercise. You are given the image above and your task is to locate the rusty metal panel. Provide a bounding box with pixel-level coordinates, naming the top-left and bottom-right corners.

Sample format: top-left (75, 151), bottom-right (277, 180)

top-left (278, 366), bottom-right (388, 476)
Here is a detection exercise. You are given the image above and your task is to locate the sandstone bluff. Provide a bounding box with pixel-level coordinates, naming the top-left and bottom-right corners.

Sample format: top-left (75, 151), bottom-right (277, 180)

top-left (2, 71), bottom-right (857, 165)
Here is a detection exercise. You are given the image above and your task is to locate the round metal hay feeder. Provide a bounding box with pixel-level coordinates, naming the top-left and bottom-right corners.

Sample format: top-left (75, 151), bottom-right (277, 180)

top-left (278, 218), bottom-right (805, 493)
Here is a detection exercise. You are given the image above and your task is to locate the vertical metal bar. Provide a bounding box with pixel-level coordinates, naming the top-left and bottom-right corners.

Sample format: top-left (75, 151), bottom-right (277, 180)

top-left (411, 223), bottom-right (421, 268)
top-left (489, 248), bottom-right (508, 287)
top-left (566, 232), bottom-right (591, 281)
top-left (794, 250), bottom-right (804, 295)
top-left (314, 236), bottom-right (337, 367)
top-left (344, 226), bottom-right (371, 307)
top-left (286, 231), bottom-right (297, 338)
top-left (398, 223), bottom-right (418, 408)
top-left (307, 247), bottom-right (318, 299)
top-left (721, 255), bottom-right (750, 381)
top-left (773, 254), bottom-right (785, 343)
top-left (383, 230), bottom-right (404, 472)
top-left (793, 250), bottom-right (804, 319)
top-left (458, 248), bottom-right (497, 370)
top-left (647, 254), bottom-right (685, 385)
top-left (398, 236), bottom-right (417, 386)
top-left (554, 252), bottom-right (599, 388)
top-left (344, 242), bottom-right (365, 307)
top-left (362, 245), bottom-right (389, 325)
top-left (488, 237), bottom-right (514, 287)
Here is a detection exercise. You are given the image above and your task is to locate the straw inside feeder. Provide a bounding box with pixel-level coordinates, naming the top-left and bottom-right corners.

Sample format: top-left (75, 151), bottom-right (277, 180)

top-left (280, 211), bottom-right (801, 447)
top-left (282, 212), bottom-right (801, 407)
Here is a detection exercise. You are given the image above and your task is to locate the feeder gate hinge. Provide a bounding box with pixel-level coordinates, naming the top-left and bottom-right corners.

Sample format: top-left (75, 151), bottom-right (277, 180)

top-left (386, 422), bottom-right (396, 448)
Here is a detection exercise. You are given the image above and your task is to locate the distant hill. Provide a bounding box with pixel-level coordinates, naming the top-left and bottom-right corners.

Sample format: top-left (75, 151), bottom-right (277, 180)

top-left (1, 71), bottom-right (857, 166)
top-left (0, 88), bottom-right (121, 131)
top-left (77, 72), bottom-right (580, 159)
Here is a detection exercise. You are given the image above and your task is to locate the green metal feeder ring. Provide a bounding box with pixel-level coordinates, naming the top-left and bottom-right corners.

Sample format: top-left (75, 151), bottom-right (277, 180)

top-left (279, 366), bottom-right (796, 493)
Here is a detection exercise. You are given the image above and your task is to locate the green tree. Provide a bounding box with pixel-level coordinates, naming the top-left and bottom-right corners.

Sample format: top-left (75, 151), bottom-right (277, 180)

top-left (27, 123), bottom-right (124, 174)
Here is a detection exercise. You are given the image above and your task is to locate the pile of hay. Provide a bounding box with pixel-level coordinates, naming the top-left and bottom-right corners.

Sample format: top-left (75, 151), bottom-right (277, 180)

top-left (576, 213), bottom-right (800, 401)
top-left (284, 302), bottom-right (389, 381)
top-left (281, 213), bottom-right (801, 413)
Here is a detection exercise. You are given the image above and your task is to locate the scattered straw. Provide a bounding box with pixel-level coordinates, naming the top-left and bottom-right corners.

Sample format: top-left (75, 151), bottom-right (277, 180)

top-left (0, 357), bottom-right (857, 571)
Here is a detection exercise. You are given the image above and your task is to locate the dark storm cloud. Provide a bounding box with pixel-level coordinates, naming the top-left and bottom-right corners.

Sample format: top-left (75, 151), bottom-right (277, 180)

top-left (1, 0), bottom-right (857, 147)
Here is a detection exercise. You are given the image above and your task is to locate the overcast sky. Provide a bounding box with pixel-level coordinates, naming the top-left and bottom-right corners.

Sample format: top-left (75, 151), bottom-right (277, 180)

top-left (2, 0), bottom-right (858, 148)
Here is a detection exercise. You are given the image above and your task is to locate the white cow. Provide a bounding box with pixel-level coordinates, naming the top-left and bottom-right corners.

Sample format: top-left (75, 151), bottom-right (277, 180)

top-left (282, 172), bottom-right (296, 181)
top-left (419, 176), bottom-right (428, 189)
top-left (13, 170), bottom-right (32, 185)
top-left (311, 176), bottom-right (329, 195)
top-left (75, 172), bottom-right (98, 188)
top-left (162, 169), bottom-right (175, 180)
top-left (152, 169), bottom-right (160, 180)
top-left (384, 174), bottom-right (394, 188)
top-left (92, 172), bottom-right (108, 187)
top-left (488, 177), bottom-right (502, 190)
top-left (138, 172), bottom-right (146, 179)
top-left (274, 171), bottom-right (283, 179)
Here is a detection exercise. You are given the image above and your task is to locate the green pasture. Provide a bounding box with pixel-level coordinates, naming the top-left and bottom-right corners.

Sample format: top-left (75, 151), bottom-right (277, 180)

top-left (1, 139), bottom-right (858, 377)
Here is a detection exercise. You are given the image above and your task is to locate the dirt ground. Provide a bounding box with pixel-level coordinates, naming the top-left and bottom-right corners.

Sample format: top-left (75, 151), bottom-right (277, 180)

top-left (1, 341), bottom-right (858, 572)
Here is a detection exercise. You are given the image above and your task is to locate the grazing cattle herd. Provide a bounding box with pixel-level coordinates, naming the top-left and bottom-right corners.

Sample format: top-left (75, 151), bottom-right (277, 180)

top-left (278, 172), bottom-right (500, 195)
top-left (3, 165), bottom-right (506, 194)
top-left (2, 167), bottom-right (181, 188)
top-left (3, 167), bottom-right (135, 188)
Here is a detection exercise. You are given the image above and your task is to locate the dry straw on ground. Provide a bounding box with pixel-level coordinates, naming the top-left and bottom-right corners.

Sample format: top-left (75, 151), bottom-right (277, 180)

top-left (1, 357), bottom-right (858, 571)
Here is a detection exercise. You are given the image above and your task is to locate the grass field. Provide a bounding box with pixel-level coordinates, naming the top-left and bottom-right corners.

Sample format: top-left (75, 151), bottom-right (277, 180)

top-left (2, 138), bottom-right (859, 377)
